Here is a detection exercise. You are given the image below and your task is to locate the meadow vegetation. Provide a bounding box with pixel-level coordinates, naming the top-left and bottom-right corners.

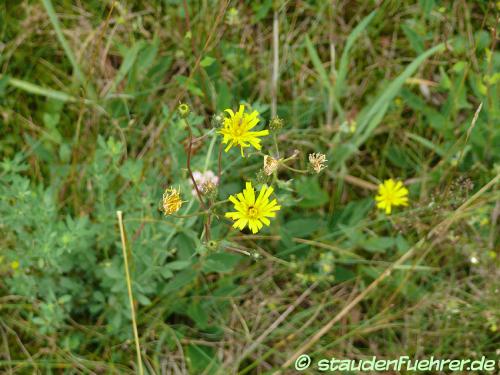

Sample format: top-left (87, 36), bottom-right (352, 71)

top-left (0, 0), bottom-right (499, 373)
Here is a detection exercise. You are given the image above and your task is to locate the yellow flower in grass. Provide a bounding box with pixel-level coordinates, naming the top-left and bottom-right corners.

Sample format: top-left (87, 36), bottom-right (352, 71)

top-left (225, 182), bottom-right (280, 234)
top-left (375, 179), bottom-right (409, 214)
top-left (218, 105), bottom-right (269, 157)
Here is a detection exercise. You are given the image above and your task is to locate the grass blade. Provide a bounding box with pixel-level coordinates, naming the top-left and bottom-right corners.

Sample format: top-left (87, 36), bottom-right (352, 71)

top-left (355, 43), bottom-right (445, 146)
top-left (335, 10), bottom-right (377, 98)
top-left (333, 43), bottom-right (445, 169)
top-left (41, 0), bottom-right (97, 99)
top-left (304, 35), bottom-right (344, 119)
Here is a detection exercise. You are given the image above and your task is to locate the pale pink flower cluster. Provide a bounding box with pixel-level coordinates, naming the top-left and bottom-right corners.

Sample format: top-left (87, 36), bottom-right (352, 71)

top-left (189, 170), bottom-right (219, 196)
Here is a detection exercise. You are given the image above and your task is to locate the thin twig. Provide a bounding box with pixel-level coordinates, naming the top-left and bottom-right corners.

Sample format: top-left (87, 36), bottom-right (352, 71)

top-left (271, 10), bottom-right (279, 118)
top-left (116, 211), bottom-right (144, 375)
top-left (184, 119), bottom-right (206, 209)
top-left (217, 142), bottom-right (223, 182)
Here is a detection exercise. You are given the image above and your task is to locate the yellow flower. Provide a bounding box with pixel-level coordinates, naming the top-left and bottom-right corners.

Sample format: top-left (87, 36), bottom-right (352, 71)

top-left (161, 187), bottom-right (183, 215)
top-left (225, 182), bottom-right (280, 234)
top-left (218, 105), bottom-right (269, 157)
top-left (375, 179), bottom-right (409, 214)
top-left (10, 261), bottom-right (20, 270)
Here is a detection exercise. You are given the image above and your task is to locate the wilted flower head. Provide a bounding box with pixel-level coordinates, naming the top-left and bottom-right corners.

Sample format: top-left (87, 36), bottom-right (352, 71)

top-left (161, 187), bottom-right (183, 215)
top-left (263, 155), bottom-right (279, 176)
top-left (375, 179), bottom-right (409, 214)
top-left (189, 170), bottom-right (219, 197)
top-left (308, 153), bottom-right (327, 173)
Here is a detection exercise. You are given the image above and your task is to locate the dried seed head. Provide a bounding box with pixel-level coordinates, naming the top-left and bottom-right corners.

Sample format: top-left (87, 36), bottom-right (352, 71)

top-left (161, 187), bottom-right (183, 215)
top-left (308, 152), bottom-right (327, 173)
top-left (263, 155), bottom-right (279, 176)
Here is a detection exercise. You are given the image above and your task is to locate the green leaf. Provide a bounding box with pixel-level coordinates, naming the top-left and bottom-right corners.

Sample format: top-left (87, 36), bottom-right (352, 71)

top-left (186, 345), bottom-right (220, 375)
top-left (284, 218), bottom-right (324, 237)
top-left (401, 24), bottom-right (425, 54)
top-left (333, 42), bottom-right (444, 170)
top-left (166, 260), bottom-right (192, 271)
top-left (41, 0), bottom-right (96, 99)
top-left (295, 177), bottom-right (329, 208)
top-left (203, 253), bottom-right (243, 273)
top-left (187, 302), bottom-right (208, 328)
top-left (175, 75), bottom-right (205, 98)
top-left (200, 56), bottom-right (216, 67)
top-left (335, 10), bottom-right (377, 99)
top-left (107, 42), bottom-right (143, 95)
top-left (163, 269), bottom-right (197, 294)
top-left (119, 159), bottom-right (143, 183)
top-left (360, 237), bottom-right (395, 253)
top-left (334, 266), bottom-right (356, 283)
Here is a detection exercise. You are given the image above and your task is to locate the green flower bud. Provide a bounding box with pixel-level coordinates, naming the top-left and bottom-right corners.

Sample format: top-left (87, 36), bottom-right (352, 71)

top-left (269, 116), bottom-right (284, 131)
top-left (178, 103), bottom-right (190, 118)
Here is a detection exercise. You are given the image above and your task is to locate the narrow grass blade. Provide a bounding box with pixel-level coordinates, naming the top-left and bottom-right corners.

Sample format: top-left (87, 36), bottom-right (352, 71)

top-left (355, 43), bottom-right (445, 147)
top-left (407, 132), bottom-right (446, 156)
top-left (5, 75), bottom-right (77, 102)
top-left (332, 43), bottom-right (445, 169)
top-left (106, 42), bottom-right (143, 96)
top-left (41, 0), bottom-right (97, 99)
top-left (304, 35), bottom-right (344, 119)
top-left (335, 10), bottom-right (377, 98)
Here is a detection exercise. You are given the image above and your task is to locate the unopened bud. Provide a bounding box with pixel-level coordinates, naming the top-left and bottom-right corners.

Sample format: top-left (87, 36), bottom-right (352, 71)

top-left (211, 112), bottom-right (224, 128)
top-left (206, 240), bottom-right (219, 251)
top-left (177, 103), bottom-right (190, 118)
top-left (269, 116), bottom-right (284, 131)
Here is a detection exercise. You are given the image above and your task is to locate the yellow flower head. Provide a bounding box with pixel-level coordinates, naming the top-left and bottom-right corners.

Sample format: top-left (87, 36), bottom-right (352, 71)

top-left (10, 260), bottom-right (20, 270)
top-left (218, 105), bottom-right (269, 157)
top-left (161, 187), bottom-right (183, 215)
top-left (225, 182), bottom-right (281, 234)
top-left (375, 179), bottom-right (409, 214)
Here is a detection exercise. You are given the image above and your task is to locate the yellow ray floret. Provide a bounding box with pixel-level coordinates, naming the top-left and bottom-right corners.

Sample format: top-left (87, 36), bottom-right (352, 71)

top-left (375, 179), bottom-right (409, 214)
top-left (218, 104), bottom-right (269, 157)
top-left (225, 181), bottom-right (281, 234)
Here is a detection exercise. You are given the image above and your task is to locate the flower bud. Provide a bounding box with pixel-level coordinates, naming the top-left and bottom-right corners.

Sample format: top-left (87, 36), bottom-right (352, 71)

top-left (177, 103), bottom-right (190, 118)
top-left (269, 116), bottom-right (284, 131)
top-left (211, 112), bottom-right (224, 128)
